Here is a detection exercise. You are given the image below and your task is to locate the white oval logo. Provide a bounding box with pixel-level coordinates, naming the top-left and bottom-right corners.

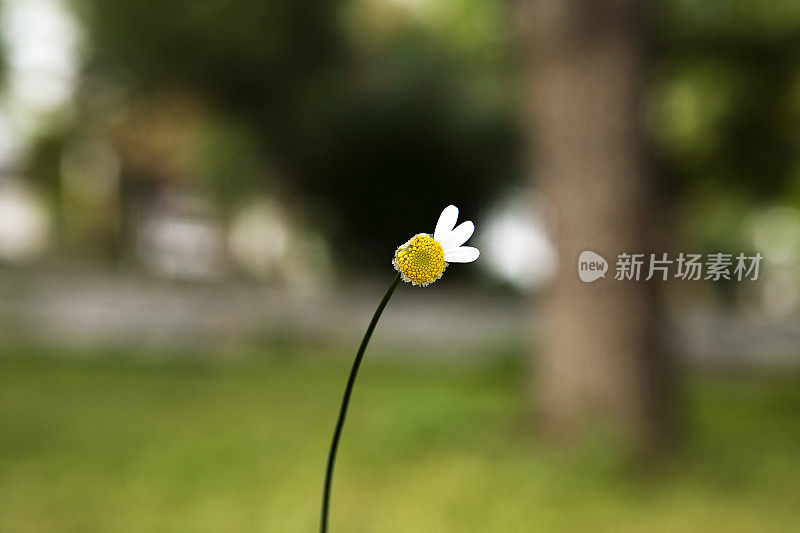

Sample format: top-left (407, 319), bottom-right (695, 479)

top-left (578, 250), bottom-right (608, 282)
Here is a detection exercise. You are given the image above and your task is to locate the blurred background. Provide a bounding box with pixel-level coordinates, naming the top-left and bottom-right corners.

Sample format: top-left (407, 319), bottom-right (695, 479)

top-left (1, 0), bottom-right (799, 530)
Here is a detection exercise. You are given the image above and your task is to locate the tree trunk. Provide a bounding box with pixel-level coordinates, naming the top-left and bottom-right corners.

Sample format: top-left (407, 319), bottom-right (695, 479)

top-left (520, 0), bottom-right (672, 453)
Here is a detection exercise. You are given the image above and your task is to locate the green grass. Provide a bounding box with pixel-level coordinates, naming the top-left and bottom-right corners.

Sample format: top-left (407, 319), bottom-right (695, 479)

top-left (1, 348), bottom-right (799, 532)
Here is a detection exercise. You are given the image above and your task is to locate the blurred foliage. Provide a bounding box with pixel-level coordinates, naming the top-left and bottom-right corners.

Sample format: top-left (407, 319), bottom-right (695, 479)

top-left (651, 0), bottom-right (800, 226)
top-left (14, 0), bottom-right (800, 266)
top-left (1, 349), bottom-right (799, 531)
top-left (62, 0), bottom-right (520, 265)
top-left (0, 0), bottom-right (4, 89)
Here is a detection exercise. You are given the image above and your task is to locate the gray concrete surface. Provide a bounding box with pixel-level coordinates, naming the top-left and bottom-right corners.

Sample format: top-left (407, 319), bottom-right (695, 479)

top-left (1, 266), bottom-right (798, 367)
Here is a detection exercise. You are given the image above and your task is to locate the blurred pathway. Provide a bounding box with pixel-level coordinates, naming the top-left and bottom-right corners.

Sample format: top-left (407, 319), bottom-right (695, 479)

top-left (1, 267), bottom-right (798, 367)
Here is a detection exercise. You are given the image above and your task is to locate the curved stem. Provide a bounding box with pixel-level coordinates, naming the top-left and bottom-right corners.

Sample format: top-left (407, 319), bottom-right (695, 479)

top-left (320, 272), bottom-right (401, 533)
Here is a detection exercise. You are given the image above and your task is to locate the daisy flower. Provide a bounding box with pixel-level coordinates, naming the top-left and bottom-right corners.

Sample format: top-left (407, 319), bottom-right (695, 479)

top-left (321, 203), bottom-right (479, 532)
top-left (392, 204), bottom-right (480, 286)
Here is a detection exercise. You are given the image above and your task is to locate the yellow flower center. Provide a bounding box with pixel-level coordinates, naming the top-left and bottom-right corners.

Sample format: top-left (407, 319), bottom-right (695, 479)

top-left (393, 234), bottom-right (446, 286)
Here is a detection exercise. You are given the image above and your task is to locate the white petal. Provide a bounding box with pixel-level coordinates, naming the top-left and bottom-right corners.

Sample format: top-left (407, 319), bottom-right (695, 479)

top-left (445, 246), bottom-right (480, 263)
top-left (434, 205), bottom-right (459, 243)
top-left (441, 221), bottom-right (474, 250)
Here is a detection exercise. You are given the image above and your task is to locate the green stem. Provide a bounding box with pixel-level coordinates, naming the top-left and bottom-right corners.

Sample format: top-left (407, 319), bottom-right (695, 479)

top-left (320, 272), bottom-right (402, 533)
